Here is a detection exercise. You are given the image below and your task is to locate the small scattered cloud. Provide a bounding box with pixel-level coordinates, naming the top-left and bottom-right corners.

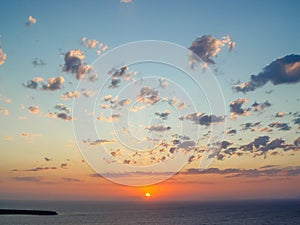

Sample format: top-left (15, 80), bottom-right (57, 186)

top-left (24, 76), bottom-right (64, 90)
top-left (108, 66), bottom-right (136, 88)
top-left (0, 108), bottom-right (9, 116)
top-left (82, 90), bottom-right (96, 98)
top-left (54, 104), bottom-right (70, 113)
top-left (32, 58), bottom-right (46, 66)
top-left (230, 98), bottom-right (249, 119)
top-left (120, 0), bottom-right (133, 3)
top-left (57, 113), bottom-right (73, 121)
top-left (225, 129), bottom-right (237, 135)
top-left (275, 112), bottom-right (286, 118)
top-left (60, 91), bottom-right (80, 100)
top-left (180, 112), bottom-right (224, 126)
top-left (159, 78), bottom-right (169, 88)
top-left (44, 157), bottom-right (52, 162)
top-left (251, 100), bottom-right (271, 112)
top-left (28, 106), bottom-right (39, 114)
top-left (155, 110), bottom-right (170, 120)
top-left (233, 54), bottom-right (300, 93)
top-left (145, 124), bottom-right (171, 132)
top-left (0, 48), bottom-right (6, 65)
top-left (81, 37), bottom-right (108, 55)
top-left (20, 133), bottom-right (30, 138)
top-left (137, 86), bottom-right (160, 105)
top-left (25, 16), bottom-right (36, 26)
top-left (60, 163), bottom-right (69, 169)
top-left (241, 122), bottom-right (261, 131)
top-left (268, 122), bottom-right (291, 131)
top-left (97, 114), bottom-right (120, 122)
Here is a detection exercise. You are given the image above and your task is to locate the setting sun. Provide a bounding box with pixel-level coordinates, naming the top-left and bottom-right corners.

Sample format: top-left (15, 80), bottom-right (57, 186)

top-left (145, 192), bottom-right (151, 198)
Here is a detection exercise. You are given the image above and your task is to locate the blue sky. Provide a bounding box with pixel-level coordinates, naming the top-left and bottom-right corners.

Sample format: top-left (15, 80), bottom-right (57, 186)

top-left (0, 0), bottom-right (300, 200)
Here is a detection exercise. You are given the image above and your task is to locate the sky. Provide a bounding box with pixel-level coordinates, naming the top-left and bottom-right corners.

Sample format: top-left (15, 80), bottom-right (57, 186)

top-left (0, 0), bottom-right (300, 201)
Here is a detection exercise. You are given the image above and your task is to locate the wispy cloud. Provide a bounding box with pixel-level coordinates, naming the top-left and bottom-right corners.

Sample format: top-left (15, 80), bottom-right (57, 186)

top-left (12, 176), bottom-right (41, 183)
top-left (83, 139), bottom-right (116, 145)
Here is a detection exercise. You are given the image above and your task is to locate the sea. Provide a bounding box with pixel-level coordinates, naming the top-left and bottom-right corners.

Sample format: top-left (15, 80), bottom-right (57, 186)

top-left (0, 200), bottom-right (300, 225)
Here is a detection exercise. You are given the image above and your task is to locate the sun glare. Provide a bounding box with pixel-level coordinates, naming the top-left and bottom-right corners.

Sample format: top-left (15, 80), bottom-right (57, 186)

top-left (145, 192), bottom-right (151, 198)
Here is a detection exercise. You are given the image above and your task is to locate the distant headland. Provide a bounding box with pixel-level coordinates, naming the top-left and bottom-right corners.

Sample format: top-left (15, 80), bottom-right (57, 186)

top-left (0, 209), bottom-right (58, 215)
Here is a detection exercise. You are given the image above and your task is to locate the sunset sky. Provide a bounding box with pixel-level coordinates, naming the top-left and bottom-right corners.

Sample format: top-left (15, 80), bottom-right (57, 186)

top-left (1, 0), bottom-right (300, 201)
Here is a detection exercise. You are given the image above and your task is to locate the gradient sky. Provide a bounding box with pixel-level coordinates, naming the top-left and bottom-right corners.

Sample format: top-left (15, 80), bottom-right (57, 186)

top-left (0, 0), bottom-right (300, 201)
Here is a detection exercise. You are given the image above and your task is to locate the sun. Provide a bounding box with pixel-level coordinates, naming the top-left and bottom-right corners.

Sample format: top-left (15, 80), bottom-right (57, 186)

top-left (145, 192), bottom-right (151, 198)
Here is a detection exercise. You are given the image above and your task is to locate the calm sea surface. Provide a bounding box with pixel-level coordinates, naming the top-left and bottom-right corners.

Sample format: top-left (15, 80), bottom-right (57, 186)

top-left (0, 200), bottom-right (300, 225)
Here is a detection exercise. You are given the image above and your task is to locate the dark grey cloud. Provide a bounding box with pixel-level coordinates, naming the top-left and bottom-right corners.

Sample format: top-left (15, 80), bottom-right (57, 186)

top-left (155, 110), bottom-right (170, 120)
top-left (251, 100), bottom-right (271, 112)
top-left (56, 113), bottom-right (72, 121)
top-left (233, 54), bottom-right (300, 93)
top-left (241, 122), bottom-right (261, 131)
top-left (179, 112), bottom-right (224, 126)
top-left (109, 78), bottom-right (121, 88)
top-left (110, 66), bottom-right (128, 78)
top-left (293, 118), bottom-right (300, 125)
top-left (53, 105), bottom-right (66, 114)
top-left (145, 125), bottom-right (171, 132)
top-left (225, 129), bottom-right (237, 135)
top-left (220, 140), bottom-right (233, 149)
top-left (268, 122), bottom-right (291, 131)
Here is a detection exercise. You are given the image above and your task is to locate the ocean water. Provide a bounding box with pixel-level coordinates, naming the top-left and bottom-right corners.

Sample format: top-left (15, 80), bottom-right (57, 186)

top-left (0, 200), bottom-right (300, 225)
